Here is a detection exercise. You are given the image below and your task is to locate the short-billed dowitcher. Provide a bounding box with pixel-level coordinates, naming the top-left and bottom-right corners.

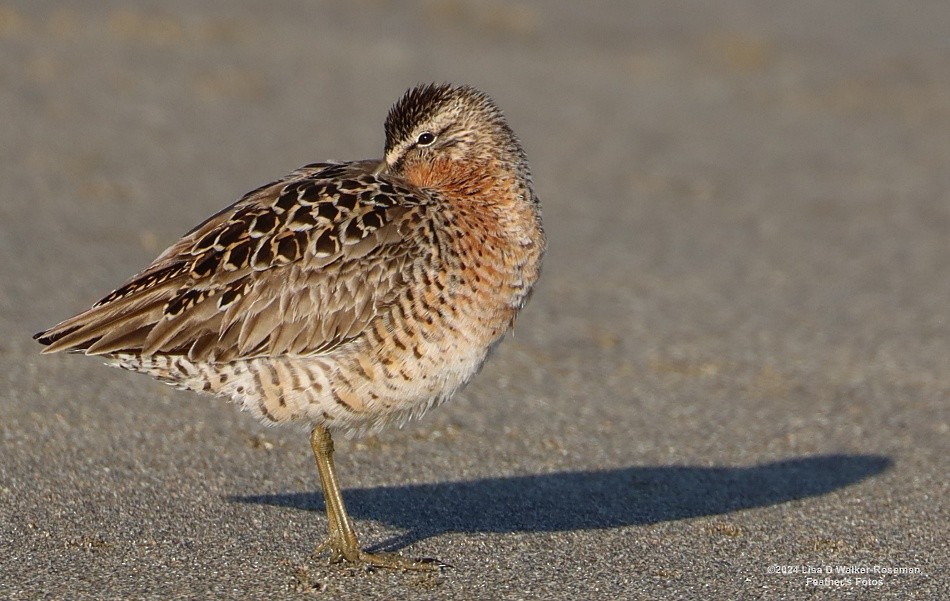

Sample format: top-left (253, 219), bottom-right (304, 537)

top-left (35, 83), bottom-right (545, 570)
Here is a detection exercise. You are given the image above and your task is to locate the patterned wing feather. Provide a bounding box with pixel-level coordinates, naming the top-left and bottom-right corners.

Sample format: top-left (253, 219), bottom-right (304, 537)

top-left (35, 160), bottom-right (430, 362)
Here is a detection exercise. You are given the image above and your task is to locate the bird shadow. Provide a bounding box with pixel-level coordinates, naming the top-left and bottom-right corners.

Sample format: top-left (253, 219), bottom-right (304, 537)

top-left (231, 454), bottom-right (890, 550)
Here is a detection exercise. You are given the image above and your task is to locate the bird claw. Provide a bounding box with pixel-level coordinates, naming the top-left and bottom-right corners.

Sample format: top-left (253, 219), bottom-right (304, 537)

top-left (314, 538), bottom-right (449, 572)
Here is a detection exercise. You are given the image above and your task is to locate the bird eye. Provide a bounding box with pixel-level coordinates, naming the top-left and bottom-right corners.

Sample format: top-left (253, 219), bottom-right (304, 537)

top-left (416, 132), bottom-right (436, 147)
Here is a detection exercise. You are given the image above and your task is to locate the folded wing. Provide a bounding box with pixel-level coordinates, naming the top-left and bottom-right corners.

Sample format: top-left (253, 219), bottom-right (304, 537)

top-left (35, 161), bottom-right (430, 363)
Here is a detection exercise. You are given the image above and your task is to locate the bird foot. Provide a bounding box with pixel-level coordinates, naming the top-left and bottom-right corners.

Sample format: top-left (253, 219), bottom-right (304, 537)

top-left (315, 538), bottom-right (449, 572)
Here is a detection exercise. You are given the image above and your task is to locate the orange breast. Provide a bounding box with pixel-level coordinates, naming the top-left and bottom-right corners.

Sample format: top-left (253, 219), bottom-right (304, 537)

top-left (402, 156), bottom-right (498, 197)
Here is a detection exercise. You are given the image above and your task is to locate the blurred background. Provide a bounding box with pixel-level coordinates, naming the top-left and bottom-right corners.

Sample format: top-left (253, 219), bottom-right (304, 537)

top-left (1, 1), bottom-right (947, 598)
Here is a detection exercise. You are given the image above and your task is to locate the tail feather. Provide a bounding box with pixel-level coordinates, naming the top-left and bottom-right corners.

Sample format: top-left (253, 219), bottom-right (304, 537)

top-left (35, 281), bottom-right (180, 355)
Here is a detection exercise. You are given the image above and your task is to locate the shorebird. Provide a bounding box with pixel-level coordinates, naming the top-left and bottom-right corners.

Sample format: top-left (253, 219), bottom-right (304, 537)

top-left (34, 83), bottom-right (545, 570)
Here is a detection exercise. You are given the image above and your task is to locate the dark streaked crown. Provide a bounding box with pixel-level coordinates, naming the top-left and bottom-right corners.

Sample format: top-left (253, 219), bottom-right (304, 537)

top-left (383, 83), bottom-right (502, 154)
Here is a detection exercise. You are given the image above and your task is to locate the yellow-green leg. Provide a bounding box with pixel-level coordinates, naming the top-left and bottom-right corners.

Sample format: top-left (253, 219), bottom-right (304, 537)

top-left (310, 425), bottom-right (444, 571)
